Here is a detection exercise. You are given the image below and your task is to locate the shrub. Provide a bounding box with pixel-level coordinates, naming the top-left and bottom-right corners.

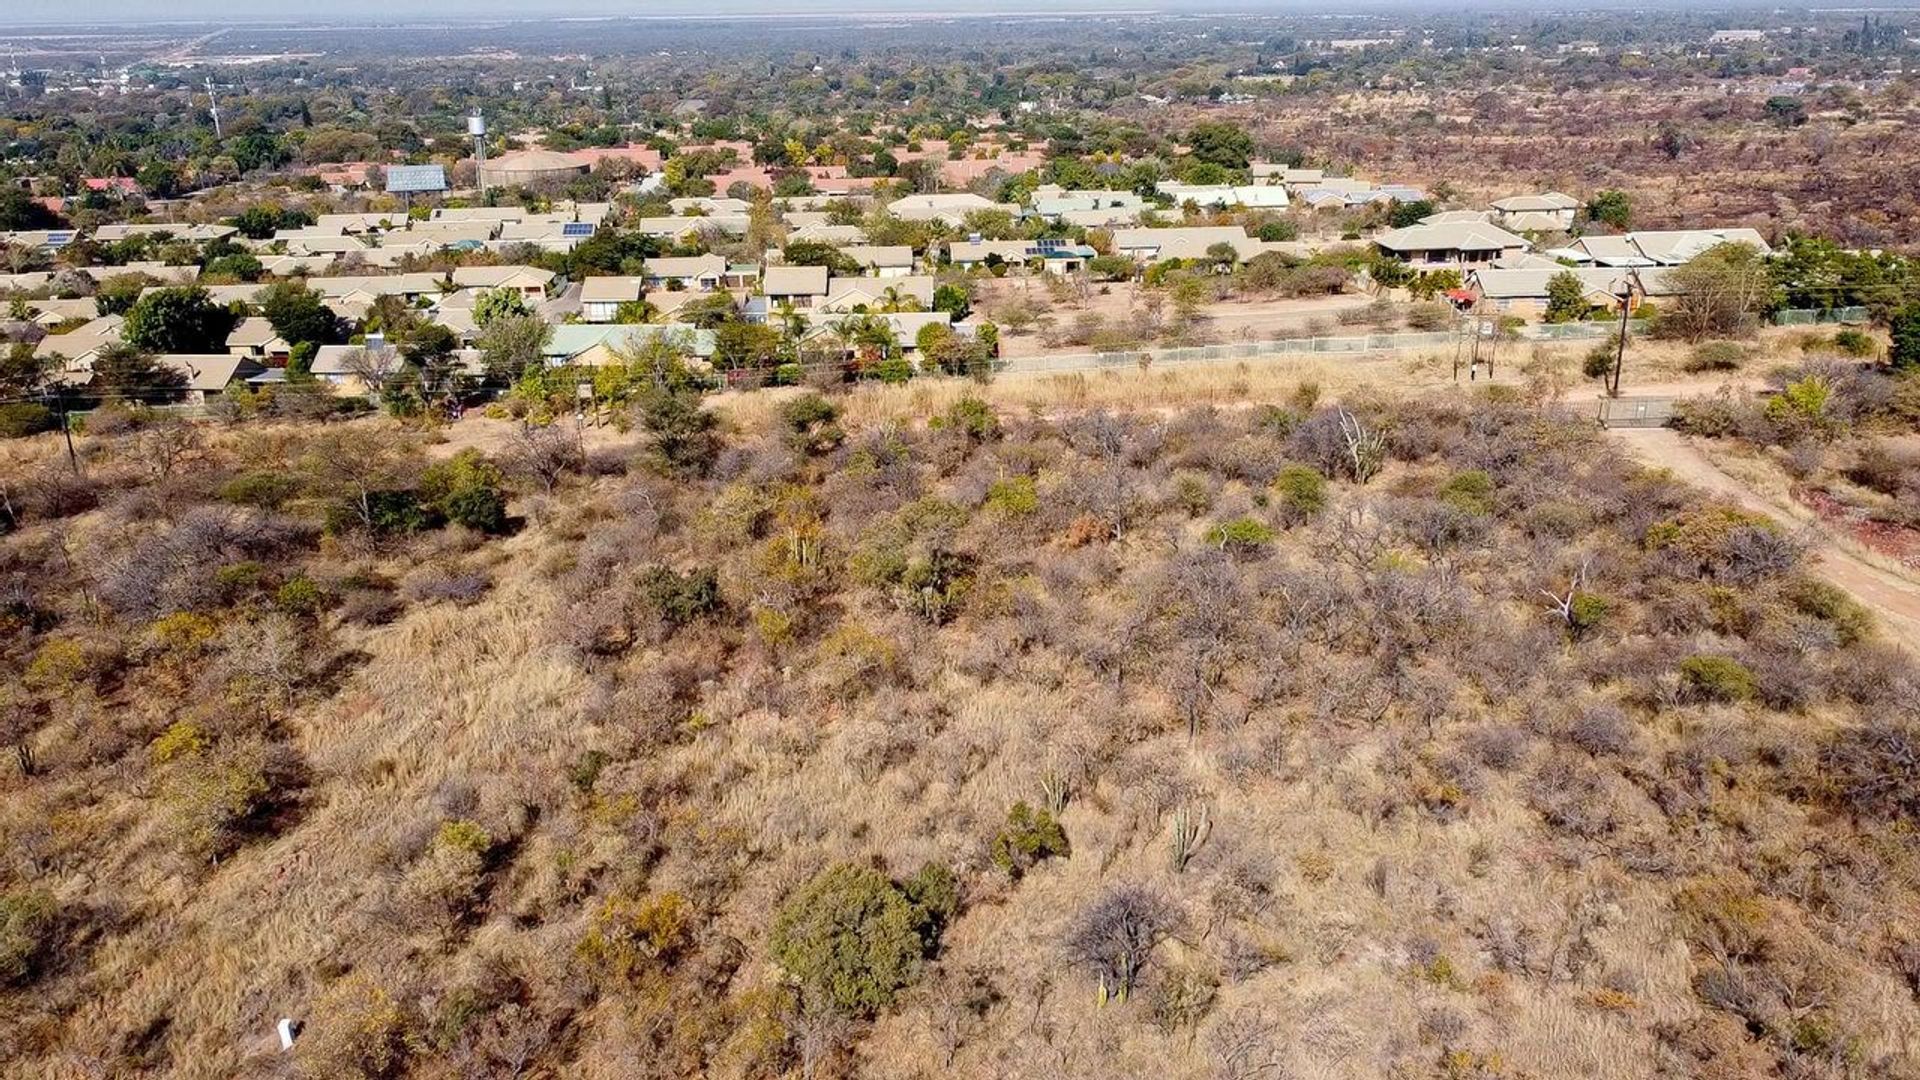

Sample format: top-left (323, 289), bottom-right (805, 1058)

top-left (275, 575), bottom-right (330, 616)
top-left (577, 891), bottom-right (693, 983)
top-left (1271, 465), bottom-right (1328, 524)
top-left (435, 819), bottom-right (492, 857)
top-left (637, 565), bottom-right (722, 627)
top-left (770, 863), bottom-right (927, 1015)
top-left (1679, 655), bottom-right (1757, 703)
top-left (1205, 517), bottom-right (1275, 554)
top-left (1064, 884), bottom-right (1182, 1003)
top-left (1818, 718), bottom-right (1920, 822)
top-left (989, 801), bottom-right (1071, 880)
top-left (1831, 328), bottom-right (1876, 358)
top-left (0, 403), bottom-right (54, 439)
top-left (218, 471), bottom-right (300, 510)
top-left (1784, 577), bottom-right (1872, 645)
top-left (984, 474), bottom-right (1039, 516)
top-left (932, 395), bottom-right (1000, 442)
top-left (1684, 340), bottom-right (1747, 373)
top-left (420, 450), bottom-right (508, 535)
top-left (150, 720), bottom-right (208, 764)
top-left (1567, 592), bottom-right (1609, 637)
top-left (0, 888), bottom-right (58, 987)
top-left (1438, 470), bottom-right (1495, 516)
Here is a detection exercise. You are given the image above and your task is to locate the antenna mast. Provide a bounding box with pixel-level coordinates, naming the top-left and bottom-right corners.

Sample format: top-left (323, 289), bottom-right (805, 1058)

top-left (206, 76), bottom-right (223, 138)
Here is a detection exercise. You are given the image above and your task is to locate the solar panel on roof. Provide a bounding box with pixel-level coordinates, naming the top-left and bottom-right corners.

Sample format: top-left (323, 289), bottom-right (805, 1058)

top-left (45, 232), bottom-right (75, 246)
top-left (385, 165), bottom-right (449, 194)
top-left (561, 222), bottom-right (596, 238)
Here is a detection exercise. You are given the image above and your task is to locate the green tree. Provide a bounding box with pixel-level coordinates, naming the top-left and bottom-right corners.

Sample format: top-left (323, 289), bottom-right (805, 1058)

top-left (474, 313), bottom-right (550, 384)
top-left (636, 386), bottom-right (720, 476)
top-left (93, 273), bottom-right (149, 317)
top-left (783, 240), bottom-right (860, 274)
top-left (123, 287), bottom-right (238, 354)
top-left (1388, 199), bottom-right (1436, 228)
top-left (713, 321), bottom-right (782, 371)
top-left (472, 288), bottom-right (532, 329)
top-left (1891, 304), bottom-right (1920, 370)
top-left (90, 343), bottom-right (188, 403)
top-left (1587, 190), bottom-right (1631, 230)
top-left (1186, 122), bottom-right (1254, 171)
top-left (1544, 270), bottom-right (1591, 323)
top-left (770, 863), bottom-right (926, 1015)
top-left (420, 450), bottom-right (509, 534)
top-left (259, 282), bottom-right (343, 347)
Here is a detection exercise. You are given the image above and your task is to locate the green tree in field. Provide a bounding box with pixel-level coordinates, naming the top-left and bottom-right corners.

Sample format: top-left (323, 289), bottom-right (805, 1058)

top-left (769, 863), bottom-right (927, 1015)
top-left (1388, 199), bottom-right (1435, 228)
top-left (123, 287), bottom-right (238, 354)
top-left (1891, 305), bottom-right (1920, 370)
top-left (1186, 122), bottom-right (1255, 171)
top-left (1544, 270), bottom-right (1591, 323)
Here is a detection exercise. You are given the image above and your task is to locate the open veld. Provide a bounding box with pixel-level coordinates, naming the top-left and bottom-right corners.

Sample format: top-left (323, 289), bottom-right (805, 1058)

top-left (6, 355), bottom-right (1920, 1078)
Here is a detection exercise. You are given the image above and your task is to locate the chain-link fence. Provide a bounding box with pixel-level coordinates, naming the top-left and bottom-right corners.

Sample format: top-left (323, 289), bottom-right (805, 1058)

top-left (1773, 307), bottom-right (1870, 326)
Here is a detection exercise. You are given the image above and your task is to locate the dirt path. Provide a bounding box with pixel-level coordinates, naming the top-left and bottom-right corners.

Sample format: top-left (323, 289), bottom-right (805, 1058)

top-left (1610, 427), bottom-right (1920, 651)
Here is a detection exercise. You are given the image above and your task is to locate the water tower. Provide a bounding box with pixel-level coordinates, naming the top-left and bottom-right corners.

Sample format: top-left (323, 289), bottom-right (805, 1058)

top-left (468, 110), bottom-right (488, 193)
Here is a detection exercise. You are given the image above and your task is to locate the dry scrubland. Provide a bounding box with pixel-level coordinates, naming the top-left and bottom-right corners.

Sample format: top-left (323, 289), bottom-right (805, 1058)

top-left (5, 370), bottom-right (1920, 1080)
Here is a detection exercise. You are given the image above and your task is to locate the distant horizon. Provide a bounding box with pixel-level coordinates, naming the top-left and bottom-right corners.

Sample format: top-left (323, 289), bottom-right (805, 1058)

top-left (6, 0), bottom-right (1861, 29)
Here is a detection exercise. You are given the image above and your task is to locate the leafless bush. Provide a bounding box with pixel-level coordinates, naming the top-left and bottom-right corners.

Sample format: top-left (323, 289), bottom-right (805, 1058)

top-left (402, 564), bottom-right (494, 606)
top-left (1063, 884), bottom-right (1183, 1003)
top-left (1565, 703), bottom-right (1636, 758)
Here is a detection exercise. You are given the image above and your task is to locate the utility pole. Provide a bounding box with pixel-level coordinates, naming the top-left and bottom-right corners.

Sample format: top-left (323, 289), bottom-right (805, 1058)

top-left (205, 76), bottom-right (222, 138)
top-left (50, 385), bottom-right (78, 476)
top-left (1608, 285), bottom-right (1632, 398)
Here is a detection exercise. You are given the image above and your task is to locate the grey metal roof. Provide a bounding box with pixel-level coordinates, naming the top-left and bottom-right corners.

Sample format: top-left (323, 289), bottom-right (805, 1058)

top-left (385, 165), bottom-right (449, 194)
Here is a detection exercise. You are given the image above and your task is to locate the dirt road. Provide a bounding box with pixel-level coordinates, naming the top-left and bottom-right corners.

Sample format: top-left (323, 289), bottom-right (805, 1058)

top-left (1610, 427), bottom-right (1920, 651)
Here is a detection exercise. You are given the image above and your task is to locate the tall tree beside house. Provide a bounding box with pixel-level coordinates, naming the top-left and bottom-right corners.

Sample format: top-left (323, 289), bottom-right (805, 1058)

top-left (1587, 190), bottom-right (1631, 231)
top-left (259, 282), bottom-right (343, 347)
top-left (89, 343), bottom-right (188, 404)
top-left (472, 288), bottom-right (532, 330)
top-left (1544, 270), bottom-right (1592, 323)
top-left (1388, 199), bottom-right (1436, 228)
top-left (1653, 242), bottom-right (1775, 342)
top-left (474, 313), bottom-right (550, 385)
top-left (122, 287), bottom-right (238, 355)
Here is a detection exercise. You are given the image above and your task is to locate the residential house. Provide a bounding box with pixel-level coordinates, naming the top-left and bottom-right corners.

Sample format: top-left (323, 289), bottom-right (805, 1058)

top-left (820, 275), bottom-right (935, 314)
top-left (225, 317), bottom-right (290, 362)
top-left (787, 223), bottom-right (868, 246)
top-left (1155, 183), bottom-right (1291, 210)
top-left (1490, 192), bottom-right (1583, 231)
top-left (1030, 188), bottom-right (1148, 222)
top-left (579, 276), bottom-right (647, 323)
top-left (670, 196), bottom-right (752, 216)
top-left (946, 238), bottom-right (1096, 275)
top-left (158, 354), bottom-right (265, 404)
top-left (14, 298), bottom-right (98, 327)
top-left (311, 343), bottom-right (401, 387)
top-left (641, 255), bottom-right (729, 292)
top-left (540, 324), bottom-right (717, 367)
top-left (92, 223), bottom-right (236, 244)
top-left (762, 265), bottom-right (831, 310)
top-left (450, 265), bottom-right (556, 299)
top-left (839, 245), bottom-right (915, 277)
top-left (116, 261), bottom-right (199, 286)
top-left (1567, 228), bottom-right (1772, 267)
top-left (1464, 267), bottom-right (1640, 316)
top-left (635, 215), bottom-right (749, 242)
top-left (1110, 226), bottom-right (1266, 264)
top-left (33, 315), bottom-right (125, 367)
top-left (887, 193), bottom-right (1019, 226)
top-left (1371, 221), bottom-right (1531, 269)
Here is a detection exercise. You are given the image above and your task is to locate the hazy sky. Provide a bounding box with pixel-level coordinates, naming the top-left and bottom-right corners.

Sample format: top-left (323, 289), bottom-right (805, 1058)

top-left (15, 0), bottom-right (1181, 25)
